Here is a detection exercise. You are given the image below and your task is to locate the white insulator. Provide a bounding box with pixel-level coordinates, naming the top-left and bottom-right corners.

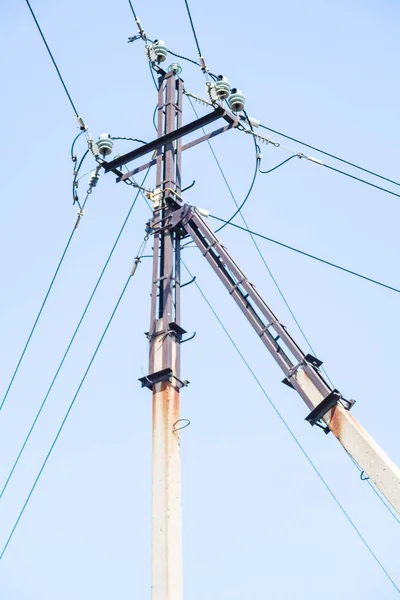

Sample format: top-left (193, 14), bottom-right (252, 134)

top-left (152, 40), bottom-right (168, 63)
top-left (97, 133), bottom-right (113, 156)
top-left (215, 76), bottom-right (231, 100)
top-left (228, 88), bottom-right (245, 113)
top-left (88, 171), bottom-right (99, 188)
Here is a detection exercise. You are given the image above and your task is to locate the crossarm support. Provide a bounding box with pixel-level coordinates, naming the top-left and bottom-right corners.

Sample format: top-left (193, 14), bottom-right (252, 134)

top-left (169, 204), bottom-right (400, 514)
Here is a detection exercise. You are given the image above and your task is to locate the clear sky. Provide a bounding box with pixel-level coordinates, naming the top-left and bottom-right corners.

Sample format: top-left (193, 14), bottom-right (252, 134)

top-left (1, 0), bottom-right (400, 598)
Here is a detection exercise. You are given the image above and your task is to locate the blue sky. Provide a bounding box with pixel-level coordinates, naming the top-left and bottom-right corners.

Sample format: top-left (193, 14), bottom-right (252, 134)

top-left (1, 0), bottom-right (400, 598)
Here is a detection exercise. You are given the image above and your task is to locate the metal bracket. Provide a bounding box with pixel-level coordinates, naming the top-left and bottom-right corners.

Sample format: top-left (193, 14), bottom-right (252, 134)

top-left (282, 353), bottom-right (323, 388)
top-left (139, 367), bottom-right (189, 390)
top-left (305, 389), bottom-right (344, 433)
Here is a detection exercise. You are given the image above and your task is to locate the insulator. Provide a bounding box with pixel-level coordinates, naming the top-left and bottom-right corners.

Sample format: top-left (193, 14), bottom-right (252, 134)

top-left (228, 88), bottom-right (245, 113)
top-left (97, 133), bottom-right (113, 156)
top-left (215, 76), bottom-right (230, 100)
top-left (152, 39), bottom-right (168, 63)
top-left (88, 171), bottom-right (99, 188)
top-left (168, 62), bottom-right (182, 75)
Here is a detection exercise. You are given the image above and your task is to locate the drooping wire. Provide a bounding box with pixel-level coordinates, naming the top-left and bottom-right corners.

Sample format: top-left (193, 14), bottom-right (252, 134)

top-left (152, 105), bottom-right (158, 132)
top-left (213, 157), bottom-right (259, 233)
top-left (208, 215), bottom-right (400, 295)
top-left (0, 234), bottom-right (149, 560)
top-left (168, 48), bottom-right (200, 67)
top-left (0, 170), bottom-right (151, 498)
top-left (240, 121), bottom-right (400, 200)
top-left (111, 136), bottom-right (148, 145)
top-left (186, 97), bottom-right (331, 385)
top-left (213, 110), bottom-right (260, 233)
top-left (181, 259), bottom-right (400, 593)
top-left (182, 0), bottom-right (202, 57)
top-left (70, 131), bottom-right (85, 162)
top-left (24, 0), bottom-right (79, 116)
top-left (258, 122), bottom-right (400, 188)
top-left (259, 154), bottom-right (298, 174)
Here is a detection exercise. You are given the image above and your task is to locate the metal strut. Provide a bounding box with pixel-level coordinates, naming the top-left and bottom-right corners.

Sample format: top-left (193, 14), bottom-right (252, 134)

top-left (163, 202), bottom-right (400, 515)
top-left (142, 71), bottom-right (185, 600)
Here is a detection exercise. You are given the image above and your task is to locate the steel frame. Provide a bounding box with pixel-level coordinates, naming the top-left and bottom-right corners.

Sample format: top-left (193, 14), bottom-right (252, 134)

top-left (164, 202), bottom-right (400, 514)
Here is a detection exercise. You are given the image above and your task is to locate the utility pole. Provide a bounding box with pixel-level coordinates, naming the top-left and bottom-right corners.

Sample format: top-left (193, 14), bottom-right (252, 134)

top-left (141, 70), bottom-right (185, 600)
top-left (100, 50), bottom-right (400, 596)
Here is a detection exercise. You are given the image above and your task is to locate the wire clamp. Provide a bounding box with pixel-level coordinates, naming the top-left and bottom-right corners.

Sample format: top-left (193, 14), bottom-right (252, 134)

top-left (76, 115), bottom-right (87, 131)
top-left (305, 389), bottom-right (351, 434)
top-left (199, 55), bottom-right (208, 72)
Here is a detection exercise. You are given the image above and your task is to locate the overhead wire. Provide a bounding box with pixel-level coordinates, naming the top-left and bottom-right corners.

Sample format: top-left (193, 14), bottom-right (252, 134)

top-left (111, 136), bottom-right (148, 144)
top-left (1, 226), bottom-right (77, 412)
top-left (24, 0), bottom-right (79, 116)
top-left (208, 215), bottom-right (400, 295)
top-left (127, 0), bottom-right (138, 20)
top-left (182, 0), bottom-right (203, 58)
top-left (0, 170), bottom-right (151, 498)
top-left (0, 235), bottom-right (149, 560)
top-left (239, 121), bottom-right (400, 200)
top-left (259, 154), bottom-right (298, 174)
top-left (168, 48), bottom-right (200, 67)
top-left (181, 259), bottom-right (400, 593)
top-left (321, 163), bottom-right (400, 199)
top-left (258, 122), bottom-right (400, 188)
top-left (70, 131), bottom-right (85, 162)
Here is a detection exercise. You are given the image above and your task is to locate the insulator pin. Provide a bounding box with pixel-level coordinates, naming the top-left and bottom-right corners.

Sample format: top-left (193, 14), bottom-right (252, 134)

top-left (168, 63), bottom-right (182, 75)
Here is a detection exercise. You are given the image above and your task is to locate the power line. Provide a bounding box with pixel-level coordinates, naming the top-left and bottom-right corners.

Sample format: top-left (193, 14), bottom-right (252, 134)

top-left (322, 163), bottom-right (400, 200)
top-left (127, 0), bottom-right (138, 20)
top-left (213, 154), bottom-right (259, 233)
top-left (0, 237), bottom-right (149, 561)
top-left (0, 170), bottom-right (150, 498)
top-left (1, 229), bottom-right (76, 412)
top-left (111, 136), bottom-right (148, 144)
top-left (24, 0), bottom-right (78, 115)
top-left (168, 47), bottom-right (200, 67)
top-left (181, 259), bottom-right (400, 594)
top-left (258, 122), bottom-right (400, 189)
top-left (70, 131), bottom-right (85, 162)
top-left (208, 215), bottom-right (400, 295)
top-left (182, 0), bottom-right (202, 58)
top-left (213, 111), bottom-right (260, 233)
top-left (240, 121), bottom-right (400, 200)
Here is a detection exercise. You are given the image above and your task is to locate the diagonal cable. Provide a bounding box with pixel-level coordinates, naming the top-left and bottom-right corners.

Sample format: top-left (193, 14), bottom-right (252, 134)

top-left (24, 0), bottom-right (78, 115)
top-left (258, 122), bottom-right (400, 188)
top-left (182, 259), bottom-right (400, 593)
top-left (208, 215), bottom-right (400, 295)
top-left (1, 228), bottom-right (76, 412)
top-left (182, 0), bottom-right (202, 57)
top-left (0, 237), bottom-right (149, 560)
top-left (0, 169), bottom-right (151, 496)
